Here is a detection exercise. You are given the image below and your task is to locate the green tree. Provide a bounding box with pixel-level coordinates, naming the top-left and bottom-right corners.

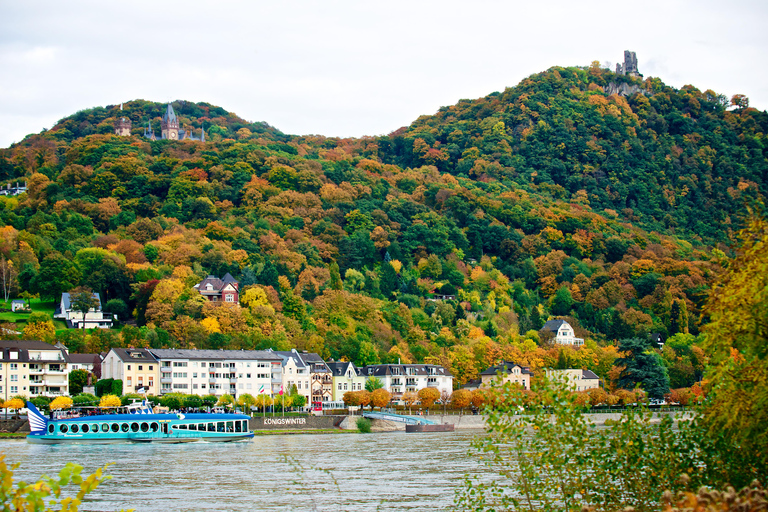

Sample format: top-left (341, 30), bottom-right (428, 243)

top-left (364, 376), bottom-right (384, 392)
top-left (68, 369), bottom-right (91, 396)
top-left (328, 261), bottom-right (342, 291)
top-left (68, 286), bottom-right (100, 338)
top-left (31, 254), bottom-right (81, 301)
top-left (615, 337), bottom-right (670, 398)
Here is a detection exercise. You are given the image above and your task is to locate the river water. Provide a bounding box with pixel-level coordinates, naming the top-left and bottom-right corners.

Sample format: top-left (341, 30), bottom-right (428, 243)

top-left (0, 431), bottom-right (486, 511)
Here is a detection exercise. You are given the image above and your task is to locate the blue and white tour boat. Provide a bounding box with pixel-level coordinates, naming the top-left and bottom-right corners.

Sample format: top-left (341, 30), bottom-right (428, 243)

top-left (26, 401), bottom-right (254, 444)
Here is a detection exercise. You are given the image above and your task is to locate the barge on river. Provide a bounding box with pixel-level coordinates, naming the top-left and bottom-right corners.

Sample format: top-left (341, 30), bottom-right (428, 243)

top-left (26, 401), bottom-right (254, 444)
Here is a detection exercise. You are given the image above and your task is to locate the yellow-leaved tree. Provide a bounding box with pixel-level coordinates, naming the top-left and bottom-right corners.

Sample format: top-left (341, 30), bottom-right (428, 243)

top-left (99, 394), bottom-right (121, 408)
top-left (49, 396), bottom-right (73, 410)
top-left (700, 211), bottom-right (768, 483)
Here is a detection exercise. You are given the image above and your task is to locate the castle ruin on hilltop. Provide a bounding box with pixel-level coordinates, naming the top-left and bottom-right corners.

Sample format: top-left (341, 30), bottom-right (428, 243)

top-left (615, 50), bottom-right (642, 78)
top-left (606, 50), bottom-right (648, 97)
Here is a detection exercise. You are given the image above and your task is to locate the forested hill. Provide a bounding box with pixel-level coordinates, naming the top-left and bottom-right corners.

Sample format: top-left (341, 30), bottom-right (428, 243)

top-left (376, 64), bottom-right (768, 243)
top-left (0, 63), bottom-right (764, 387)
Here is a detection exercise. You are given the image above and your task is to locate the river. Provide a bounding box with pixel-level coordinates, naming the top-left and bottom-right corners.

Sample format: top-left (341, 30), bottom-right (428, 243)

top-left (0, 431), bottom-right (485, 511)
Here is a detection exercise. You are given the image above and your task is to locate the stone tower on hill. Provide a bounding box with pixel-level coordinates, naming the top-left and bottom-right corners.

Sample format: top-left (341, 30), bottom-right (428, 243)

top-left (160, 103), bottom-right (180, 140)
top-left (114, 103), bottom-right (132, 136)
top-left (615, 50), bottom-right (642, 78)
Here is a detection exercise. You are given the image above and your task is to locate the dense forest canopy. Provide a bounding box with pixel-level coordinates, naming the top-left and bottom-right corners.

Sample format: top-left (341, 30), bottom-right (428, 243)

top-left (0, 63), bottom-right (765, 389)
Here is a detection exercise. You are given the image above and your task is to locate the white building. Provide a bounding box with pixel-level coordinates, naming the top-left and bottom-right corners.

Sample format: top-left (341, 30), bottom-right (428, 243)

top-left (541, 319), bottom-right (584, 346)
top-left (55, 292), bottom-right (113, 329)
top-left (361, 364), bottom-right (453, 399)
top-left (271, 350), bottom-right (312, 405)
top-left (0, 340), bottom-right (70, 400)
top-left (149, 349), bottom-right (282, 399)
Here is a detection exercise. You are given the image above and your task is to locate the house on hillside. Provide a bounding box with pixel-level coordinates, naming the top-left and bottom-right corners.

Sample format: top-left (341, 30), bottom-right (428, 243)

top-left (540, 319), bottom-right (584, 346)
top-left (11, 299), bottom-right (28, 312)
top-left (193, 273), bottom-right (239, 303)
top-left (54, 292), bottom-right (113, 329)
top-left (547, 369), bottom-right (600, 391)
top-left (476, 361), bottom-right (533, 390)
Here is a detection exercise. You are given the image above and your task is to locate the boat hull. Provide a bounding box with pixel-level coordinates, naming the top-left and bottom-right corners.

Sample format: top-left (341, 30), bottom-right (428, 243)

top-left (26, 432), bottom-right (254, 444)
top-left (25, 410), bottom-right (255, 444)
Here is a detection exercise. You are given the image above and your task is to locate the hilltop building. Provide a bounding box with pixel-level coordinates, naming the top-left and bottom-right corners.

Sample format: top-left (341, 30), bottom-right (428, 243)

top-left (143, 103), bottom-right (205, 142)
top-left (114, 103), bottom-right (132, 136)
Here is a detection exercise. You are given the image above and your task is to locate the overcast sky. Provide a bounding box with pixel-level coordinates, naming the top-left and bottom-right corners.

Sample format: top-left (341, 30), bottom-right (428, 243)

top-left (1, 0), bottom-right (767, 148)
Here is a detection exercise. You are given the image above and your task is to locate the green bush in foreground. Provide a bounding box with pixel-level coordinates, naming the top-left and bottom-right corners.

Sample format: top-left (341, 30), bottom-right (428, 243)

top-left (0, 454), bottom-right (131, 511)
top-left (356, 417), bottom-right (372, 433)
top-left (455, 376), bottom-right (763, 512)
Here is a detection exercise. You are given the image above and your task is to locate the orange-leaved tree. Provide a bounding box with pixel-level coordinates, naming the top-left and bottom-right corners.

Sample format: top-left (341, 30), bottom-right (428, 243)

top-left (370, 388), bottom-right (391, 410)
top-left (417, 387), bottom-right (441, 412)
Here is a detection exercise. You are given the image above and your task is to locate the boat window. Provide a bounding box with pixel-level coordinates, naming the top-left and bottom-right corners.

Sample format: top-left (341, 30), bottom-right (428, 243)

top-left (48, 424), bottom-right (54, 434)
top-left (188, 423), bottom-right (196, 431)
top-left (177, 424), bottom-right (186, 430)
top-left (60, 424), bottom-right (69, 433)
top-left (131, 422), bottom-right (139, 432)
top-left (71, 424), bottom-right (79, 433)
top-left (217, 422), bottom-right (225, 432)
top-left (91, 424), bottom-right (99, 433)
top-left (81, 424), bottom-right (89, 433)
top-left (150, 422), bottom-right (159, 432)
top-left (207, 422), bottom-right (215, 432)
top-left (235, 421), bottom-right (242, 433)
top-left (101, 424), bottom-right (109, 433)
top-left (141, 422), bottom-right (149, 432)
top-left (111, 423), bottom-right (119, 433)
top-left (121, 423), bottom-right (129, 433)
top-left (226, 421), bottom-right (233, 432)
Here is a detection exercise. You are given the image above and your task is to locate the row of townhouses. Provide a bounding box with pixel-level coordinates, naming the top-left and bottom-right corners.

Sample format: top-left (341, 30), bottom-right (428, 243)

top-left (101, 347), bottom-right (455, 404)
top-left (1, 339), bottom-right (597, 405)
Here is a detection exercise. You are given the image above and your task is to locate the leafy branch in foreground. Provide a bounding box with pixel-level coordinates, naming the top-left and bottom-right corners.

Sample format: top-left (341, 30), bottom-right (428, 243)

top-left (455, 376), bottom-right (732, 512)
top-left (0, 454), bottom-right (132, 512)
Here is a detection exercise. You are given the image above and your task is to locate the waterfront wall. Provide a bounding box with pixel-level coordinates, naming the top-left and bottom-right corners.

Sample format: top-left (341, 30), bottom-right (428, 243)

top-left (249, 415), bottom-right (343, 430)
top-left (347, 410), bottom-right (694, 432)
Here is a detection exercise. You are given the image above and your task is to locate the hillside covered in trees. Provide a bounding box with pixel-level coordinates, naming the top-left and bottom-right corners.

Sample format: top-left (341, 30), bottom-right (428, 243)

top-left (0, 63), bottom-right (765, 388)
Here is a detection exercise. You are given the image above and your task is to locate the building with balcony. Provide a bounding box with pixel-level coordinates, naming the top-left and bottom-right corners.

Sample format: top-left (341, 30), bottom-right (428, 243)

top-left (101, 348), bottom-right (159, 395)
top-left (360, 364), bottom-right (453, 399)
top-left (302, 352), bottom-right (333, 404)
top-left (0, 340), bottom-right (71, 401)
top-left (149, 349), bottom-right (282, 399)
top-left (326, 361), bottom-right (366, 401)
top-left (271, 350), bottom-right (312, 405)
